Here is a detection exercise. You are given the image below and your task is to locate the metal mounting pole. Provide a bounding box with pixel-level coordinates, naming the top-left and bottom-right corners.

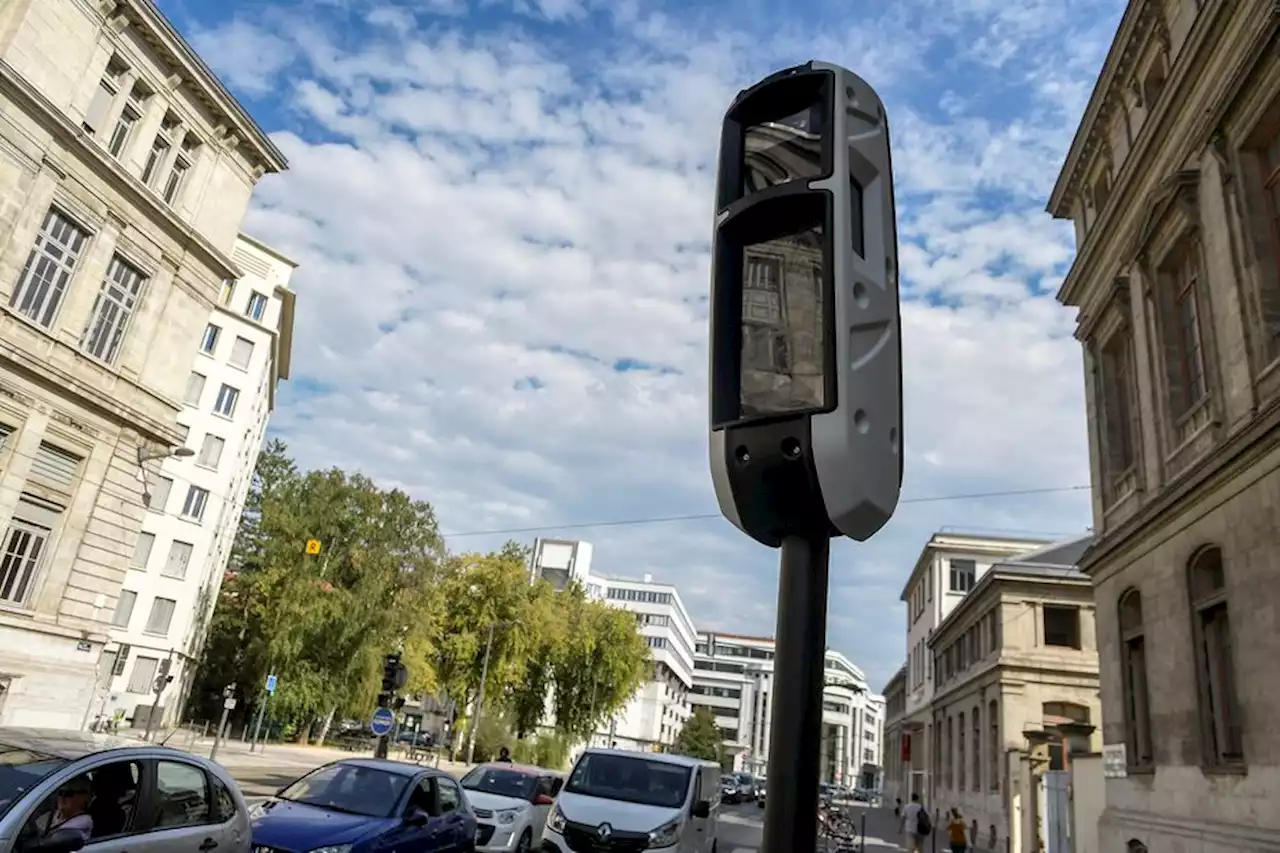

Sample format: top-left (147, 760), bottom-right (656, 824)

top-left (761, 533), bottom-right (830, 853)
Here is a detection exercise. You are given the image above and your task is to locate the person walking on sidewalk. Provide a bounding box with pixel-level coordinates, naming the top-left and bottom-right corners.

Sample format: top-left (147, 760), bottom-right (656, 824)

top-left (947, 808), bottom-right (968, 853)
top-left (900, 793), bottom-right (931, 853)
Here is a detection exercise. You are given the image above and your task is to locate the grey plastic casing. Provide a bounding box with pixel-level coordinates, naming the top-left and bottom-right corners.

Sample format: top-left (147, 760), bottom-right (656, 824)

top-left (708, 62), bottom-right (902, 543)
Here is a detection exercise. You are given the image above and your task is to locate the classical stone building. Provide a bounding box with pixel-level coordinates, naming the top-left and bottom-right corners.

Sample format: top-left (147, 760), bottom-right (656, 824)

top-left (880, 662), bottom-right (907, 804)
top-left (1049, 1), bottom-right (1280, 849)
top-left (0, 0), bottom-right (285, 727)
top-left (928, 536), bottom-right (1098, 853)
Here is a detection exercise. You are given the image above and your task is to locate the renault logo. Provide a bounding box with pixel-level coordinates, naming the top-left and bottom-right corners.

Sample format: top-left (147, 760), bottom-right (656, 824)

top-left (596, 823), bottom-right (613, 840)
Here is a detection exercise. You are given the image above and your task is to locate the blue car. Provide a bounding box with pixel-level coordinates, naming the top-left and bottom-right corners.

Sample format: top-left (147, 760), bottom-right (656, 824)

top-left (249, 758), bottom-right (477, 853)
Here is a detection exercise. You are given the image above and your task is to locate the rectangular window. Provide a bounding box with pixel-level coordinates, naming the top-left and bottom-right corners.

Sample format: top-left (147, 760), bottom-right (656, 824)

top-left (1172, 248), bottom-right (1207, 409)
top-left (1255, 131), bottom-right (1280, 358)
top-left (80, 255), bottom-right (146, 364)
top-left (214, 384), bottom-right (239, 417)
top-left (181, 485), bottom-right (209, 522)
top-left (162, 541), bottom-right (193, 580)
top-left (162, 157), bottom-right (190, 205)
top-left (201, 324), bottom-right (221, 354)
top-left (30, 443), bottom-right (80, 488)
top-left (197, 434), bottom-right (224, 469)
top-left (0, 497), bottom-right (60, 606)
top-left (83, 79), bottom-right (116, 133)
top-left (126, 655), bottom-right (159, 693)
top-left (230, 336), bottom-right (254, 369)
top-left (184, 372), bottom-right (206, 406)
top-left (148, 476), bottom-right (173, 512)
top-left (107, 107), bottom-right (139, 158)
top-left (143, 597), bottom-right (176, 636)
top-left (220, 279), bottom-right (235, 305)
top-left (949, 559), bottom-right (976, 592)
top-left (112, 589), bottom-right (137, 628)
top-left (10, 208), bottom-right (89, 328)
top-left (1098, 327), bottom-right (1138, 487)
top-left (1199, 603), bottom-right (1243, 762)
top-left (246, 292), bottom-right (268, 321)
top-left (1043, 606), bottom-right (1081, 648)
top-left (131, 532), bottom-right (154, 568)
top-left (141, 136), bottom-right (170, 186)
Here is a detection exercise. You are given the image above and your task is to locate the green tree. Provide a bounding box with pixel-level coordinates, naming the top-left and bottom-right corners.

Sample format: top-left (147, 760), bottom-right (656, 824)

top-left (549, 589), bottom-right (650, 741)
top-left (672, 706), bottom-right (724, 763)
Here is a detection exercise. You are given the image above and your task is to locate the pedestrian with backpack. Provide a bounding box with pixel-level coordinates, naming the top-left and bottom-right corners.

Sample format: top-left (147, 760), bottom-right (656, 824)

top-left (899, 792), bottom-right (931, 853)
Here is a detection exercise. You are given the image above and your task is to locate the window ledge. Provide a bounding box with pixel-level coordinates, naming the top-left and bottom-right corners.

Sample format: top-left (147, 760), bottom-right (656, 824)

top-left (178, 514), bottom-right (204, 525)
top-left (1174, 395), bottom-right (1211, 431)
top-left (1201, 763), bottom-right (1247, 777)
top-left (195, 462), bottom-right (218, 472)
top-left (141, 630), bottom-right (168, 638)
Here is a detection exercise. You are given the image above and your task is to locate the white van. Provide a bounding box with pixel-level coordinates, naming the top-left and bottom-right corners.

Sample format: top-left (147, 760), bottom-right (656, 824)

top-left (541, 748), bottom-right (721, 852)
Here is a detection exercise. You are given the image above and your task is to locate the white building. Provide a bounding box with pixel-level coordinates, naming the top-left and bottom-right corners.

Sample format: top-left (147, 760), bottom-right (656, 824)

top-left (895, 532), bottom-right (1053, 800)
top-left (691, 632), bottom-right (877, 783)
top-left (529, 538), bottom-right (693, 751)
top-left (0, 0), bottom-right (283, 727)
top-left (93, 234), bottom-right (296, 729)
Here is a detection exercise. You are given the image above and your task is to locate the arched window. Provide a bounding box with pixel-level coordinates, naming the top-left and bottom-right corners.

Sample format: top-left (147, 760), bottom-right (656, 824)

top-left (1187, 546), bottom-right (1243, 765)
top-left (971, 706), bottom-right (981, 790)
top-left (957, 711), bottom-right (966, 790)
top-left (1118, 588), bottom-right (1153, 768)
top-left (945, 716), bottom-right (953, 789)
top-left (988, 699), bottom-right (999, 791)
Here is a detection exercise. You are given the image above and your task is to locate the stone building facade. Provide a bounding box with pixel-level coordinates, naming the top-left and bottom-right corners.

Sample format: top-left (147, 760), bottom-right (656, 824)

top-left (927, 537), bottom-right (1098, 853)
top-left (0, 0), bottom-right (284, 727)
top-left (1049, 1), bottom-right (1280, 848)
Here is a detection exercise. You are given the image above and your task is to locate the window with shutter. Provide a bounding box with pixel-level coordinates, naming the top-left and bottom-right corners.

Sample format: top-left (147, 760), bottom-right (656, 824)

top-left (127, 656), bottom-right (159, 693)
top-left (148, 476), bottom-right (173, 512)
top-left (230, 337), bottom-right (254, 369)
top-left (162, 541), bottom-right (193, 580)
top-left (143, 597), bottom-right (176, 636)
top-left (30, 443), bottom-right (81, 488)
top-left (184, 372), bottom-right (206, 406)
top-left (112, 590), bottom-right (137, 628)
top-left (198, 435), bottom-right (225, 469)
top-left (132, 532), bottom-right (155, 568)
top-left (83, 80), bottom-right (116, 132)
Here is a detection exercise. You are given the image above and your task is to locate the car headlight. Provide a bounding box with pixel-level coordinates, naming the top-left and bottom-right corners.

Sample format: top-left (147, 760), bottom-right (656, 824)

top-left (495, 807), bottom-right (523, 825)
top-left (308, 846), bottom-right (352, 853)
top-left (647, 818), bottom-right (682, 848)
top-left (546, 805), bottom-right (566, 834)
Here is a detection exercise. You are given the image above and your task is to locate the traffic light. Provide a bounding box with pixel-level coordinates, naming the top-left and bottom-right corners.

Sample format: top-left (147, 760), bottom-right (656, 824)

top-left (381, 653), bottom-right (408, 693)
top-left (708, 61), bottom-right (902, 546)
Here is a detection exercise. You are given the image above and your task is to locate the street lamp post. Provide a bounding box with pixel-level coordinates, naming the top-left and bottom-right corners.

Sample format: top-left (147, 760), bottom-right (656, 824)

top-left (466, 620), bottom-right (508, 764)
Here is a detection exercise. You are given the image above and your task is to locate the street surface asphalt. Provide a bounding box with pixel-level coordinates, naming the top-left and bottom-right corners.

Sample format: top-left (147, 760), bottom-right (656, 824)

top-left (150, 734), bottom-right (907, 853)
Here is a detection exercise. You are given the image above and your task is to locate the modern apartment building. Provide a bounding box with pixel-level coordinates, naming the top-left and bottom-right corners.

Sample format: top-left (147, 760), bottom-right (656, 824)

top-left (0, 0), bottom-right (284, 726)
top-left (596, 575), bottom-right (697, 751)
top-left (927, 536), bottom-right (1097, 853)
top-left (895, 532), bottom-right (1053, 800)
top-left (1048, 2), bottom-right (1280, 849)
top-left (94, 234), bottom-right (296, 729)
top-left (691, 631), bottom-right (879, 783)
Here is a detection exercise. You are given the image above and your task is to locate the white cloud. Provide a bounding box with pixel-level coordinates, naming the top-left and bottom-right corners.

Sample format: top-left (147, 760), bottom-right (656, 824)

top-left (182, 0), bottom-right (1124, 689)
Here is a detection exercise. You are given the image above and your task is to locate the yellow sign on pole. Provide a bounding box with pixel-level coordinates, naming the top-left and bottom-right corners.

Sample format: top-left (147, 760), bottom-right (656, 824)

top-left (305, 539), bottom-right (322, 556)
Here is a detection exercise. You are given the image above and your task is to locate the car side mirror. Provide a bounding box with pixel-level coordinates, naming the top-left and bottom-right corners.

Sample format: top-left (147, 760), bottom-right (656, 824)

top-left (405, 809), bottom-right (430, 827)
top-left (534, 794), bottom-right (554, 806)
top-left (33, 829), bottom-right (87, 853)
top-left (691, 800), bottom-right (711, 819)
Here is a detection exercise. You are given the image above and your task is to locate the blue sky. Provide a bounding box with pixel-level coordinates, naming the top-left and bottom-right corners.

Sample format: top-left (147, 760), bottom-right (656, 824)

top-left (156, 0), bottom-right (1124, 690)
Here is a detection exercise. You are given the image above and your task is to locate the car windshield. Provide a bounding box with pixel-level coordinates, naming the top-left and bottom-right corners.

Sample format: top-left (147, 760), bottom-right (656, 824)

top-left (277, 763), bottom-right (410, 817)
top-left (720, 775), bottom-right (734, 785)
top-left (460, 766), bottom-right (537, 801)
top-left (0, 746), bottom-right (68, 819)
top-left (565, 753), bottom-right (690, 809)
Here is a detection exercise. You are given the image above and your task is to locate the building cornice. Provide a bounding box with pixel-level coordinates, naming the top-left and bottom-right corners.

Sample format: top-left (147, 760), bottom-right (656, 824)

top-left (1055, 0), bottom-right (1252, 307)
top-left (1047, 0), bottom-right (1163, 217)
top-left (0, 60), bottom-right (242, 284)
top-left (111, 0), bottom-right (287, 173)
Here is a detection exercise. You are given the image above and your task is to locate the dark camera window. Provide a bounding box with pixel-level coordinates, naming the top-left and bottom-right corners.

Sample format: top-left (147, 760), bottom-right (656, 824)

top-left (742, 106), bottom-right (824, 196)
top-left (740, 223), bottom-right (827, 418)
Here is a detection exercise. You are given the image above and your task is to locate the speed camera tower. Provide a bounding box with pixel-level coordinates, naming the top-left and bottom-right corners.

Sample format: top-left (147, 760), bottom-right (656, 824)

top-left (707, 62), bottom-right (902, 853)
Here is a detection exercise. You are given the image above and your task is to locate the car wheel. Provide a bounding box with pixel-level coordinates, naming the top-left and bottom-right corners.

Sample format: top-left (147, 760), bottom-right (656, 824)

top-left (516, 828), bottom-right (532, 852)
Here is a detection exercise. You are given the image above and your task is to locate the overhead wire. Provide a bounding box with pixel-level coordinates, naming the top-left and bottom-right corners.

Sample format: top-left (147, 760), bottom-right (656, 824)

top-left (440, 485), bottom-right (1092, 538)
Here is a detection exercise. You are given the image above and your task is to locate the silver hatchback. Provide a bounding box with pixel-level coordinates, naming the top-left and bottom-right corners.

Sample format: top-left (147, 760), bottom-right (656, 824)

top-left (0, 728), bottom-right (250, 853)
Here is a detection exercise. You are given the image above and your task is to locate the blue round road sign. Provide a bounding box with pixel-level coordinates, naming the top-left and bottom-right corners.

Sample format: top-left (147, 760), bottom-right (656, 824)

top-left (370, 706), bottom-right (395, 737)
